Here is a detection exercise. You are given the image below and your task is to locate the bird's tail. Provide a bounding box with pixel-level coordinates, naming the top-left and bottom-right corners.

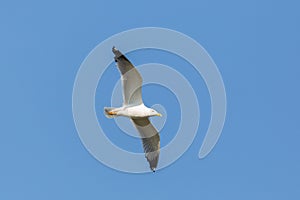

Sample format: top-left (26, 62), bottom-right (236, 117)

top-left (104, 107), bottom-right (117, 118)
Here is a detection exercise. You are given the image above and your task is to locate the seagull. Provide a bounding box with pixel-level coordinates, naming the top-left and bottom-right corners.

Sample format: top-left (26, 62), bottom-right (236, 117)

top-left (104, 47), bottom-right (162, 172)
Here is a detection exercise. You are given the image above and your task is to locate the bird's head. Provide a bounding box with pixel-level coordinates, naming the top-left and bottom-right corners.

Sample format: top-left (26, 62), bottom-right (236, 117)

top-left (148, 108), bottom-right (162, 117)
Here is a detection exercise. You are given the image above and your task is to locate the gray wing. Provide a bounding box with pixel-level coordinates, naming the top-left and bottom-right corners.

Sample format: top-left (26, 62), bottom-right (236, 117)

top-left (112, 47), bottom-right (143, 106)
top-left (131, 117), bottom-right (160, 172)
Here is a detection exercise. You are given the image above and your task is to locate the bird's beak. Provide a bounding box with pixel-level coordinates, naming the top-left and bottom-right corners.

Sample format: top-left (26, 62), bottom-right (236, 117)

top-left (156, 113), bottom-right (162, 117)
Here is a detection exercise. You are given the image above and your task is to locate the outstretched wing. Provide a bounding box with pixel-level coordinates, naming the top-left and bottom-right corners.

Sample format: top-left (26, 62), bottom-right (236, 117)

top-left (112, 47), bottom-right (143, 106)
top-left (131, 117), bottom-right (160, 172)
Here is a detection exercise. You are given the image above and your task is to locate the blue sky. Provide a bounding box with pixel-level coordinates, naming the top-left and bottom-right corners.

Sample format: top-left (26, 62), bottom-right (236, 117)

top-left (1, 0), bottom-right (300, 199)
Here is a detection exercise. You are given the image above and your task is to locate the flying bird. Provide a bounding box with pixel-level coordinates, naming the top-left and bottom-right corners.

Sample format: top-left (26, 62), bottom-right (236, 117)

top-left (104, 47), bottom-right (162, 172)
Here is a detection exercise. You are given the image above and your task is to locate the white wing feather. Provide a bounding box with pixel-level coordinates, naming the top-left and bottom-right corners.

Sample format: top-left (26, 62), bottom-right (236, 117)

top-left (112, 47), bottom-right (143, 106)
top-left (131, 117), bottom-right (160, 172)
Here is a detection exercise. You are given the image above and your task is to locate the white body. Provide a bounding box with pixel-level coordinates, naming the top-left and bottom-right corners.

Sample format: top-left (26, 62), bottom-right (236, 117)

top-left (113, 104), bottom-right (159, 118)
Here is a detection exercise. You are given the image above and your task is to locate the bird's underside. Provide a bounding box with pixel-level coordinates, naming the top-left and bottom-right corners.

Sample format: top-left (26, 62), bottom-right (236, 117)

top-left (104, 47), bottom-right (161, 172)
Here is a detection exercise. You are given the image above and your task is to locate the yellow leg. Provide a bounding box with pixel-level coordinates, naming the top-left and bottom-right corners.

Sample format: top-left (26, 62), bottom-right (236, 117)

top-left (108, 111), bottom-right (117, 115)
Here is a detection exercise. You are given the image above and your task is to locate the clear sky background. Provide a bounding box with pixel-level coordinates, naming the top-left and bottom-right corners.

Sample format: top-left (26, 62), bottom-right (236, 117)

top-left (1, 0), bottom-right (300, 199)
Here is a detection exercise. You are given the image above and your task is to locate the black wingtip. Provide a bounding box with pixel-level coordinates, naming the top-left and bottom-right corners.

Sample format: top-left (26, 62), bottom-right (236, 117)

top-left (151, 167), bottom-right (156, 172)
top-left (112, 46), bottom-right (123, 58)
